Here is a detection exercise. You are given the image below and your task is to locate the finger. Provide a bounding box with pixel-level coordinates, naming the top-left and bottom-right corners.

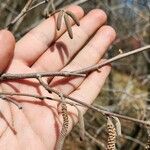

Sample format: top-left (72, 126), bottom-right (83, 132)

top-left (49, 26), bottom-right (116, 94)
top-left (31, 9), bottom-right (107, 72)
top-left (7, 104), bottom-right (48, 149)
top-left (69, 65), bottom-right (111, 109)
top-left (0, 30), bottom-right (15, 73)
top-left (62, 65), bottom-right (111, 131)
top-left (14, 5), bottom-right (84, 66)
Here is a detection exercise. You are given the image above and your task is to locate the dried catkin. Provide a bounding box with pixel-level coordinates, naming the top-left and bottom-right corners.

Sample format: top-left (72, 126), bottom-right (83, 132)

top-left (74, 105), bottom-right (85, 141)
top-left (66, 11), bottom-right (80, 26)
top-left (64, 13), bottom-right (73, 39)
top-left (107, 117), bottom-right (116, 150)
top-left (57, 10), bottom-right (63, 30)
top-left (112, 117), bottom-right (122, 136)
top-left (56, 95), bottom-right (69, 150)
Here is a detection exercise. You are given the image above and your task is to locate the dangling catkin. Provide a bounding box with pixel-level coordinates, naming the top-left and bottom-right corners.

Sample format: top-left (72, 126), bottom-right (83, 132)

top-left (64, 13), bottom-right (73, 39)
top-left (57, 10), bottom-right (64, 31)
top-left (56, 94), bottom-right (69, 150)
top-left (74, 105), bottom-right (85, 141)
top-left (106, 117), bottom-right (116, 150)
top-left (112, 117), bottom-right (122, 137)
top-left (66, 11), bottom-right (80, 26)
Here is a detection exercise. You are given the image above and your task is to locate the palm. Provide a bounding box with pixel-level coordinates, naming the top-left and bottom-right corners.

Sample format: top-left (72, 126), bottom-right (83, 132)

top-left (0, 6), bottom-right (116, 150)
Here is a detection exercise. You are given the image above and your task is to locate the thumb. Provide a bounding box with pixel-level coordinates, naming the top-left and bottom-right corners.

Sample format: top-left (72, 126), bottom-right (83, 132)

top-left (0, 30), bottom-right (15, 74)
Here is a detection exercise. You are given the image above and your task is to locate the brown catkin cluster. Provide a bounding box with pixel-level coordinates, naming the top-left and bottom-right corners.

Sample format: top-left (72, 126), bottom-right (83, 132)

top-left (56, 102), bottom-right (69, 150)
top-left (107, 118), bottom-right (116, 150)
top-left (56, 10), bottom-right (80, 39)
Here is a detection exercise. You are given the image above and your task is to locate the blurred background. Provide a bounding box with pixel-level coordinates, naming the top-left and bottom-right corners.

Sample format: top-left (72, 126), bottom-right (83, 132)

top-left (0, 0), bottom-right (149, 149)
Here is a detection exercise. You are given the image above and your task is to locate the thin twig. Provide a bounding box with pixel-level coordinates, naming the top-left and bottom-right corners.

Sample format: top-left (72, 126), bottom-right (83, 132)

top-left (43, 0), bottom-right (55, 18)
top-left (36, 76), bottom-right (150, 126)
top-left (6, 0), bottom-right (48, 28)
top-left (50, 88), bottom-right (150, 126)
top-left (121, 134), bottom-right (146, 147)
top-left (71, 0), bottom-right (89, 5)
top-left (0, 46), bottom-right (150, 126)
top-left (0, 90), bottom-right (149, 126)
top-left (12, 0), bottom-right (34, 33)
top-left (0, 95), bottom-right (22, 109)
top-left (72, 45), bottom-right (150, 74)
top-left (0, 72), bottom-right (85, 81)
top-left (0, 45), bottom-right (149, 81)
top-left (85, 131), bottom-right (106, 149)
top-left (0, 92), bottom-right (81, 107)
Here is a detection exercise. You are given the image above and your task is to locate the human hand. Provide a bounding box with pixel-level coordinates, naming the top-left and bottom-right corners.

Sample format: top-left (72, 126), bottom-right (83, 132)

top-left (0, 5), bottom-right (116, 150)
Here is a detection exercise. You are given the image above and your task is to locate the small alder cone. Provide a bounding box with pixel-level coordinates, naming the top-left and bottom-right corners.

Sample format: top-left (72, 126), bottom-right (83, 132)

top-left (106, 117), bottom-right (116, 150)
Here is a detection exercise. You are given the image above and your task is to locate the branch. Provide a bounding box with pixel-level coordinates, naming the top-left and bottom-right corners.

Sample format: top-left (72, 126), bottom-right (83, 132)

top-left (43, 0), bottom-right (55, 18)
top-left (37, 76), bottom-right (150, 126)
top-left (72, 45), bottom-right (150, 74)
top-left (61, 92), bottom-right (150, 126)
top-left (121, 134), bottom-right (146, 147)
top-left (0, 72), bottom-right (85, 82)
top-left (0, 46), bottom-right (150, 126)
top-left (0, 92), bottom-right (81, 108)
top-left (85, 131), bottom-right (106, 149)
top-left (0, 45), bottom-right (149, 81)
top-left (0, 90), bottom-right (149, 126)
top-left (11, 0), bottom-right (34, 33)
top-left (6, 0), bottom-right (48, 29)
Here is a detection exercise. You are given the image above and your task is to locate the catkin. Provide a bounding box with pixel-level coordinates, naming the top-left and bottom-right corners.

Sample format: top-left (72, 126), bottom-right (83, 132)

top-left (107, 118), bottom-right (116, 150)
top-left (112, 117), bottom-right (122, 136)
top-left (64, 13), bottom-right (73, 39)
top-left (57, 10), bottom-right (64, 31)
top-left (66, 11), bottom-right (80, 26)
top-left (56, 95), bottom-right (69, 150)
top-left (74, 105), bottom-right (85, 141)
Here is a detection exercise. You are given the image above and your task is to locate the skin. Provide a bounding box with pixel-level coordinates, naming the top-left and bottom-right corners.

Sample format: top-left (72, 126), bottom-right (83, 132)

top-left (0, 5), bottom-right (116, 150)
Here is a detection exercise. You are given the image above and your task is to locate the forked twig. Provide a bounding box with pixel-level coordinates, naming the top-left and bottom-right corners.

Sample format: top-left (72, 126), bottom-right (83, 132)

top-left (6, 0), bottom-right (48, 28)
top-left (11, 0), bottom-right (34, 33)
